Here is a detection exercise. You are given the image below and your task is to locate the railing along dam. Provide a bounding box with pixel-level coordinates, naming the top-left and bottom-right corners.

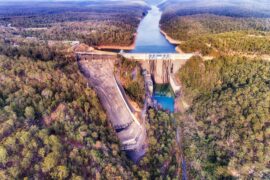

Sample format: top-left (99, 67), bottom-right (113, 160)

top-left (121, 53), bottom-right (194, 61)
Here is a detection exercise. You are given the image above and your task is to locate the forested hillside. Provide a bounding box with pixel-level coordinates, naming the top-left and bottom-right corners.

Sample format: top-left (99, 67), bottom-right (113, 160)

top-left (0, 1), bottom-right (148, 47)
top-left (0, 47), bottom-right (137, 178)
top-left (0, 19), bottom-right (179, 179)
top-left (115, 57), bottom-right (145, 107)
top-left (177, 56), bottom-right (270, 179)
top-left (160, 0), bottom-right (270, 57)
top-left (0, 24), bottom-right (178, 179)
top-left (160, 0), bottom-right (270, 179)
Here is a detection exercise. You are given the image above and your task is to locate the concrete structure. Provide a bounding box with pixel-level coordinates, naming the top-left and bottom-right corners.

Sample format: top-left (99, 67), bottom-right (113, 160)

top-left (170, 74), bottom-right (181, 94)
top-left (77, 53), bottom-right (146, 162)
top-left (121, 53), bottom-right (194, 61)
top-left (143, 71), bottom-right (154, 96)
top-left (121, 53), bottom-right (194, 90)
top-left (76, 51), bottom-right (194, 161)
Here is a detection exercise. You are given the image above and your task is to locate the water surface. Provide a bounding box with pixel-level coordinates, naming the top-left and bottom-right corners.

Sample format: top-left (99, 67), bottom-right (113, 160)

top-left (153, 84), bottom-right (175, 112)
top-left (153, 95), bottom-right (175, 112)
top-left (128, 6), bottom-right (176, 53)
top-left (128, 5), bottom-right (176, 112)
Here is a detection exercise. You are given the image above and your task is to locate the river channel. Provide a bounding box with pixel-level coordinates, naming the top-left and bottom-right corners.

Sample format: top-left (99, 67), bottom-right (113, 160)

top-left (128, 5), bottom-right (176, 112)
top-left (128, 5), bottom-right (176, 53)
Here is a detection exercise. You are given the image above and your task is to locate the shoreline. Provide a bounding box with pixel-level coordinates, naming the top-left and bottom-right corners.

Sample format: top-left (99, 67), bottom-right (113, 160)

top-left (160, 29), bottom-right (186, 54)
top-left (95, 24), bottom-right (185, 53)
top-left (175, 46), bottom-right (185, 54)
top-left (96, 43), bottom-right (135, 51)
top-left (160, 29), bottom-right (183, 45)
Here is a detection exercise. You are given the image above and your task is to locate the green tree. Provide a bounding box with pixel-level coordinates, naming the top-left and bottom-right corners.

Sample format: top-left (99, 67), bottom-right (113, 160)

top-left (42, 153), bottom-right (59, 173)
top-left (24, 106), bottom-right (35, 119)
top-left (0, 146), bottom-right (7, 164)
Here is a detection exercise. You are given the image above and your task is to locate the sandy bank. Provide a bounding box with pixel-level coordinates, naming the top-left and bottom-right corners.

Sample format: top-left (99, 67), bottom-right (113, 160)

top-left (160, 29), bottom-right (186, 54)
top-left (160, 29), bottom-right (183, 45)
top-left (175, 46), bottom-right (185, 54)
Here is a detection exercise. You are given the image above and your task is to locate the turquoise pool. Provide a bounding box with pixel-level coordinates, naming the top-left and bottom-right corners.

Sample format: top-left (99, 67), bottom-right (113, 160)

top-left (153, 94), bottom-right (175, 112)
top-left (153, 84), bottom-right (175, 112)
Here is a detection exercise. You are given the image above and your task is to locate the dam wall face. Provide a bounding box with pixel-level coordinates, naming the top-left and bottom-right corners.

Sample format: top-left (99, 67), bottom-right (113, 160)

top-left (122, 53), bottom-right (192, 84)
top-left (141, 60), bottom-right (171, 84)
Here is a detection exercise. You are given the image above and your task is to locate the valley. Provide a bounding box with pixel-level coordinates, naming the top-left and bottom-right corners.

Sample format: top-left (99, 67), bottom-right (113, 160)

top-left (0, 0), bottom-right (269, 179)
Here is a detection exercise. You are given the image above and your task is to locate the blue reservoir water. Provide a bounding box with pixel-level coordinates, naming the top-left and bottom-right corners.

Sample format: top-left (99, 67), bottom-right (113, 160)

top-left (127, 6), bottom-right (176, 53)
top-left (153, 94), bottom-right (175, 112)
top-left (153, 84), bottom-right (175, 112)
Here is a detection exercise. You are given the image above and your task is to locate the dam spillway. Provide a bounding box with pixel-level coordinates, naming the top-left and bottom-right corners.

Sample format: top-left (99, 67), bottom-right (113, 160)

top-left (77, 54), bottom-right (146, 162)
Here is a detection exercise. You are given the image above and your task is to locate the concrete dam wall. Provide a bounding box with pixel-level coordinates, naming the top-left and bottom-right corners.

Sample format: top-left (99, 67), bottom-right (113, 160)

top-left (122, 53), bottom-right (193, 84)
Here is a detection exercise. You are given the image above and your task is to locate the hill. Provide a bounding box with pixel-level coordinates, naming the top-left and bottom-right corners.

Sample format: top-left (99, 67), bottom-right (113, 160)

top-left (160, 0), bottom-right (270, 57)
top-left (0, 1), bottom-right (148, 47)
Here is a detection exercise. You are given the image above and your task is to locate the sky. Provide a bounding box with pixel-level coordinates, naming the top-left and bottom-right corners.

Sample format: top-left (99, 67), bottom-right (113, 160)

top-left (0, 0), bottom-right (269, 8)
top-left (0, 0), bottom-right (148, 5)
top-left (0, 0), bottom-right (145, 1)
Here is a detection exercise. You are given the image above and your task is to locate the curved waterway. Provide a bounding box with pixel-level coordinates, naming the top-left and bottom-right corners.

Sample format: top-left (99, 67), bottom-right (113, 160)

top-left (127, 6), bottom-right (176, 53)
top-left (128, 5), bottom-right (177, 112)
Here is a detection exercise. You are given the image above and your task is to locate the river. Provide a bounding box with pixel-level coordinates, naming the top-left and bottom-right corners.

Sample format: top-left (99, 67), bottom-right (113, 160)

top-left (128, 5), bottom-right (176, 112)
top-left (127, 5), bottom-right (176, 53)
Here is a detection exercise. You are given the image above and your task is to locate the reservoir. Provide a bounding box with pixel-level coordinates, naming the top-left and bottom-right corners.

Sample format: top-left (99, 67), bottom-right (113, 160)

top-left (128, 5), bottom-right (176, 112)
top-left (127, 6), bottom-right (176, 53)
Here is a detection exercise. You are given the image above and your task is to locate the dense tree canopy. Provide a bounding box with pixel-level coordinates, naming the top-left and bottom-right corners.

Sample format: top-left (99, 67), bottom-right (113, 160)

top-left (0, 1), bottom-right (148, 47)
top-left (178, 56), bottom-right (270, 179)
top-left (160, 1), bottom-right (270, 56)
top-left (0, 34), bottom-right (179, 178)
top-left (0, 53), bottom-right (138, 179)
top-left (115, 57), bottom-right (145, 107)
top-left (138, 109), bottom-right (179, 179)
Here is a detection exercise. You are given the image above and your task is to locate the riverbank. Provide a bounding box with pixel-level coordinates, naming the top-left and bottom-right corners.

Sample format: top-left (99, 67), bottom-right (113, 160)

top-left (175, 46), bottom-right (185, 54)
top-left (160, 29), bottom-right (183, 45)
top-left (160, 29), bottom-right (187, 54)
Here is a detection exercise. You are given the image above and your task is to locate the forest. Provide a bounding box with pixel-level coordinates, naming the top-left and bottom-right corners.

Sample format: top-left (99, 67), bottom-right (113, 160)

top-left (138, 109), bottom-right (179, 179)
top-left (177, 56), bottom-right (270, 179)
top-left (0, 45), bottom-right (134, 179)
top-left (0, 24), bottom-right (178, 179)
top-left (160, 0), bottom-right (270, 57)
top-left (115, 57), bottom-right (145, 107)
top-left (0, 1), bottom-right (148, 47)
top-left (159, 0), bottom-right (270, 179)
top-left (160, 0), bottom-right (270, 18)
